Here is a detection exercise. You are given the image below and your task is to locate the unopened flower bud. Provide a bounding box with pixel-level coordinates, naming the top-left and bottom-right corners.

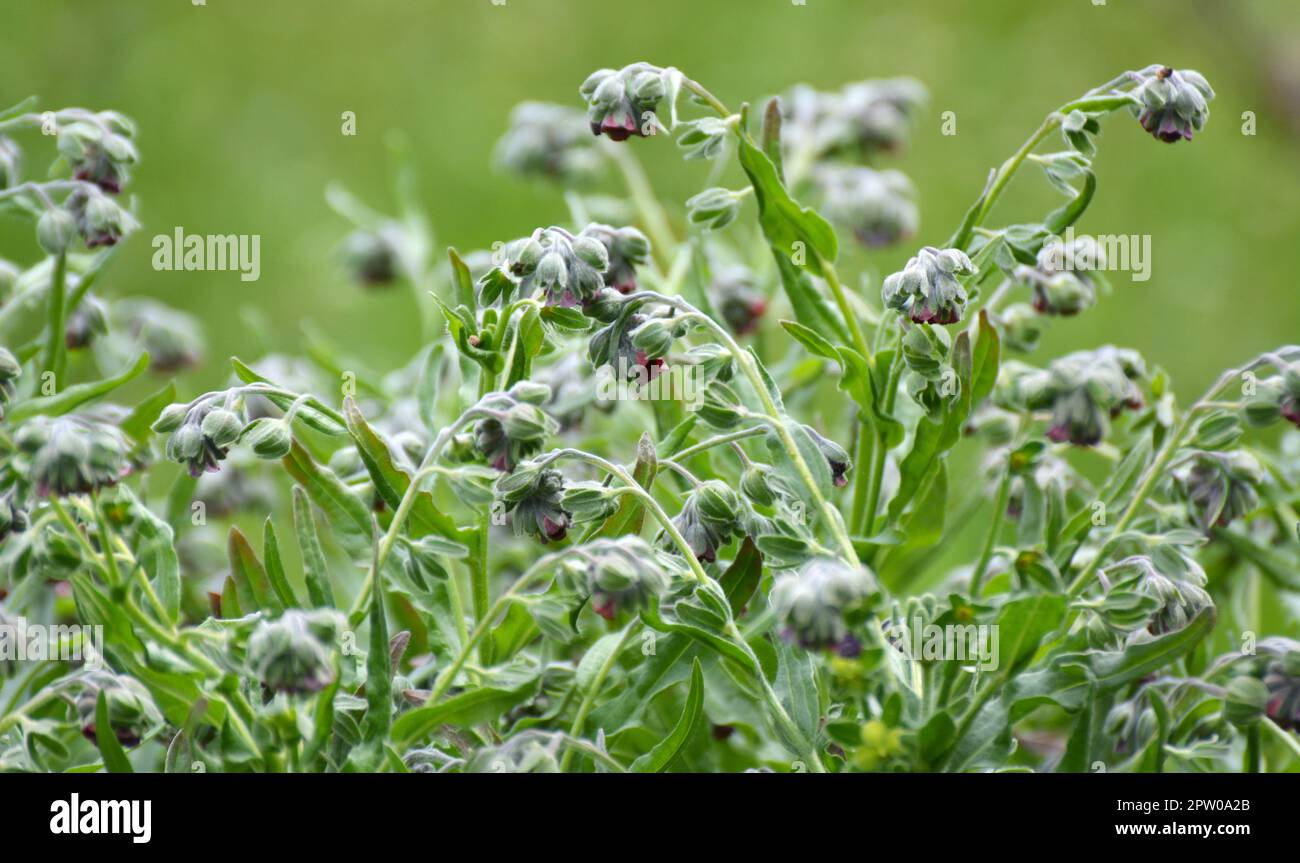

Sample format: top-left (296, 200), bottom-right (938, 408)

top-left (247, 610), bottom-right (341, 694)
top-left (804, 425), bottom-right (852, 487)
top-left (240, 417), bottom-right (293, 460)
top-left (200, 407), bottom-right (244, 448)
top-left (1224, 675), bottom-right (1269, 728)
top-left (740, 464), bottom-right (779, 506)
top-left (686, 187), bottom-right (743, 232)
top-left (669, 480), bottom-right (741, 563)
top-left (37, 208), bottom-right (78, 255)
top-left (0, 346), bottom-right (21, 420)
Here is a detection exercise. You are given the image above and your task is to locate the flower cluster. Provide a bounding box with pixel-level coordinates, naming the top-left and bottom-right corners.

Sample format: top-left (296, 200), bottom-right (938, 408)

top-left (580, 63), bottom-right (669, 141)
top-left (1174, 451), bottom-right (1262, 531)
top-left (495, 101), bottom-right (604, 185)
top-left (566, 536), bottom-right (675, 622)
top-left (1015, 235), bottom-right (1106, 316)
top-left (497, 226), bottom-right (610, 307)
top-left (469, 383), bottom-right (558, 472)
top-left (881, 246), bottom-right (977, 325)
top-left (496, 465), bottom-right (571, 543)
top-left (1131, 66), bottom-right (1214, 143)
top-left (14, 415), bottom-right (133, 497)
top-left (998, 346), bottom-right (1146, 445)
top-left (247, 609), bottom-right (343, 694)
top-left (772, 557), bottom-right (874, 655)
top-left (669, 480), bottom-right (742, 563)
top-left (783, 78), bottom-right (926, 160)
top-left (814, 165), bottom-right (918, 248)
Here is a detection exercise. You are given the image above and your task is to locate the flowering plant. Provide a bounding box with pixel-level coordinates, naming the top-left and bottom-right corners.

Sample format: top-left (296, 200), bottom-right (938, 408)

top-left (2, 58), bottom-right (1299, 775)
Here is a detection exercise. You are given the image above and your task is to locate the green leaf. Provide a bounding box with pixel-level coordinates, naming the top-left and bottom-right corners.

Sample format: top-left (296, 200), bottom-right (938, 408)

top-left (770, 249), bottom-right (850, 346)
top-left (262, 518), bottom-right (301, 609)
top-left (774, 637), bottom-right (820, 755)
top-left (918, 711), bottom-right (956, 765)
top-left (630, 658), bottom-right (705, 772)
top-left (282, 439), bottom-right (372, 557)
top-left (590, 433), bottom-right (657, 539)
top-left (780, 319), bottom-right (839, 362)
top-left (736, 127), bottom-right (838, 276)
top-left (231, 356), bottom-right (347, 435)
top-left (292, 486), bottom-right (337, 608)
top-left (970, 310), bottom-right (1000, 404)
top-left (719, 537), bottom-right (763, 617)
top-left (391, 679), bottom-right (537, 744)
top-left (447, 247), bottom-right (478, 317)
top-left (227, 526), bottom-right (279, 613)
top-left (1060, 608), bottom-right (1216, 692)
top-left (7, 352), bottom-right (148, 423)
top-left (120, 381), bottom-right (176, 447)
top-left (94, 690), bottom-right (135, 773)
top-left (995, 593), bottom-right (1067, 676)
top-left (360, 548), bottom-right (392, 746)
top-left (343, 397), bottom-right (465, 543)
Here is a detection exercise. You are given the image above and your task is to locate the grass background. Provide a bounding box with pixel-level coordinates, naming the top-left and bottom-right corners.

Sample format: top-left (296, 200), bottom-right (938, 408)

top-left (2, 0), bottom-right (1299, 397)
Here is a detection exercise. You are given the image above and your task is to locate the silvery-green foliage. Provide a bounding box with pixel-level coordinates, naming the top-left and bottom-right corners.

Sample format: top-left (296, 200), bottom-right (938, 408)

top-left (1, 58), bottom-right (1298, 776)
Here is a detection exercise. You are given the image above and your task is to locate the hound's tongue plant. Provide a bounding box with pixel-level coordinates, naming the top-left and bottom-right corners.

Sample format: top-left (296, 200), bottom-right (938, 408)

top-left (3, 57), bottom-right (1300, 776)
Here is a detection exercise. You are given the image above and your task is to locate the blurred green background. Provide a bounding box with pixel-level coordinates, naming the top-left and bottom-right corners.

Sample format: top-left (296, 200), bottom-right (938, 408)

top-left (2, 0), bottom-right (1298, 396)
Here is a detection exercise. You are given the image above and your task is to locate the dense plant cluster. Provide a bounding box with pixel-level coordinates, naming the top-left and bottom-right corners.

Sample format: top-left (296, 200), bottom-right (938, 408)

top-left (2, 61), bottom-right (1299, 774)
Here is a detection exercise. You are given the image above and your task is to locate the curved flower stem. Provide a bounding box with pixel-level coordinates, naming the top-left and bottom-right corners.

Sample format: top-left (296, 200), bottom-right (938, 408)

top-left (346, 406), bottom-right (485, 627)
top-left (667, 424), bottom-right (767, 461)
top-left (1066, 351), bottom-right (1300, 598)
top-left (630, 291), bottom-right (859, 565)
top-left (859, 331), bottom-right (903, 538)
top-left (427, 558), bottom-right (560, 702)
top-left (559, 620), bottom-right (640, 771)
top-left (946, 115), bottom-right (1061, 251)
top-left (536, 447), bottom-right (711, 583)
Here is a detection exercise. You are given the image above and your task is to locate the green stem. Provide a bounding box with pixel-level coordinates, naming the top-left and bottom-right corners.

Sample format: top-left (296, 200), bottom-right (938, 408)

top-left (559, 621), bottom-right (639, 771)
top-left (970, 464), bottom-right (1012, 596)
top-left (947, 116), bottom-right (1061, 251)
top-left (43, 252), bottom-right (67, 384)
top-left (601, 140), bottom-right (677, 272)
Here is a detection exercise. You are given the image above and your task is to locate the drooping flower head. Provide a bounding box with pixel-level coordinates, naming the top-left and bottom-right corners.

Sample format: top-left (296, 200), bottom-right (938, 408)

top-left (582, 223), bottom-right (650, 295)
top-left (709, 264), bottom-right (767, 337)
top-left (1016, 235), bottom-right (1106, 316)
top-left (247, 609), bottom-right (343, 695)
top-left (564, 536), bottom-right (676, 622)
top-left (668, 480), bottom-right (742, 564)
top-left (15, 415), bottom-right (133, 497)
top-left (782, 78), bottom-right (927, 160)
top-left (499, 226), bottom-right (609, 307)
top-left (580, 63), bottom-right (669, 141)
top-left (881, 246), bottom-right (976, 325)
top-left (772, 556), bottom-right (875, 654)
top-left (496, 465), bottom-right (571, 543)
top-left (56, 112), bottom-right (138, 194)
top-left (470, 383), bottom-right (559, 472)
top-left (74, 669), bottom-right (161, 747)
top-left (1131, 66), bottom-right (1214, 143)
top-left (815, 165), bottom-right (918, 248)
top-left (998, 347), bottom-right (1146, 446)
top-left (1175, 450), bottom-right (1263, 531)
top-left (495, 101), bottom-right (604, 185)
